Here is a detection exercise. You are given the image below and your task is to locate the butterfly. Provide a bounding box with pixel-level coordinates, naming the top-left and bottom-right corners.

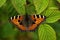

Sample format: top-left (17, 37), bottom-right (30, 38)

top-left (10, 14), bottom-right (45, 31)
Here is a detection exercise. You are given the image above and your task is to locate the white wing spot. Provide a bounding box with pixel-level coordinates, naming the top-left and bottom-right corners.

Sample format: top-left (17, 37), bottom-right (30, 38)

top-left (39, 15), bottom-right (41, 18)
top-left (43, 16), bottom-right (45, 18)
top-left (35, 14), bottom-right (37, 18)
top-left (11, 17), bottom-right (12, 20)
top-left (14, 16), bottom-right (15, 19)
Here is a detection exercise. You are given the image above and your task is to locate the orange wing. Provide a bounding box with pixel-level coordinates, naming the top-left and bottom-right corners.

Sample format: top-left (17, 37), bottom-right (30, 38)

top-left (28, 15), bottom-right (45, 31)
top-left (10, 15), bottom-right (26, 31)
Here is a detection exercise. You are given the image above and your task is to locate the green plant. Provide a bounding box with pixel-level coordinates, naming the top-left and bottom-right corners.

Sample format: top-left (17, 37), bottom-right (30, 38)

top-left (0, 0), bottom-right (60, 40)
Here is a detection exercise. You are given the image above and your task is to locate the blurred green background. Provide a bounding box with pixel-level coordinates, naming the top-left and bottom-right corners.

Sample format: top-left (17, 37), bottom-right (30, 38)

top-left (0, 0), bottom-right (60, 40)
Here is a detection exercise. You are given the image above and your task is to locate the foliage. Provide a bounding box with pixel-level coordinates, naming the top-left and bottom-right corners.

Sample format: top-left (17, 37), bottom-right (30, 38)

top-left (0, 0), bottom-right (60, 40)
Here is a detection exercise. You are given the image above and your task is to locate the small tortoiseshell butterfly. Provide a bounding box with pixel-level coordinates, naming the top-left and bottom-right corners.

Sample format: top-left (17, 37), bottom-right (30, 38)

top-left (10, 14), bottom-right (45, 31)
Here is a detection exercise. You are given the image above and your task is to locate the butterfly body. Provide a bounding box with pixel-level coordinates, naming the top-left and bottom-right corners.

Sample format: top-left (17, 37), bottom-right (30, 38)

top-left (10, 15), bottom-right (45, 31)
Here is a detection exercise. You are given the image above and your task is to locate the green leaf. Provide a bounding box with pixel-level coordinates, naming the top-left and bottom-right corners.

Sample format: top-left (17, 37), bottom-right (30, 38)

top-left (57, 0), bottom-right (60, 3)
top-left (33, 0), bottom-right (49, 14)
top-left (48, 0), bottom-right (58, 7)
top-left (0, 0), bottom-right (18, 16)
top-left (44, 8), bottom-right (60, 23)
top-left (49, 21), bottom-right (60, 40)
top-left (11, 0), bottom-right (26, 15)
top-left (5, 0), bottom-right (18, 16)
top-left (26, 4), bottom-right (36, 14)
top-left (38, 24), bottom-right (56, 40)
top-left (0, 0), bottom-right (6, 7)
top-left (42, 7), bottom-right (59, 17)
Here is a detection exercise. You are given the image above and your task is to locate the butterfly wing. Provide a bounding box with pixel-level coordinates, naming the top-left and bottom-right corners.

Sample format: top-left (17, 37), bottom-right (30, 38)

top-left (28, 15), bottom-right (45, 31)
top-left (10, 15), bottom-right (26, 31)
